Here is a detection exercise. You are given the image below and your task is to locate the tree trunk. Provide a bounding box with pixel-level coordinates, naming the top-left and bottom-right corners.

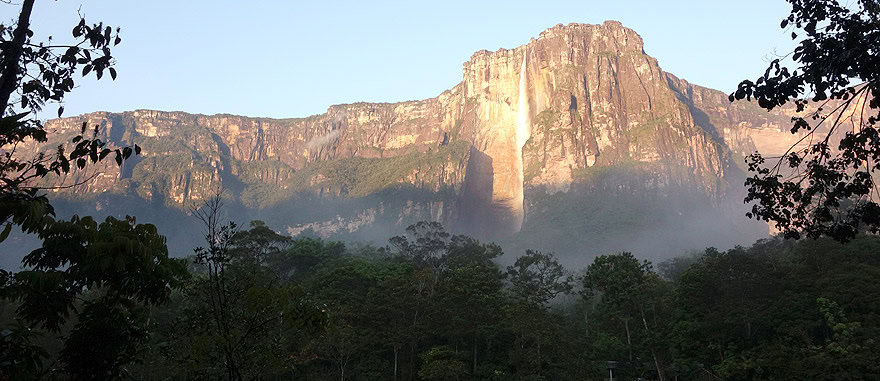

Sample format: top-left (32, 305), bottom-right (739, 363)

top-left (394, 345), bottom-right (399, 381)
top-left (223, 347), bottom-right (242, 381)
top-left (623, 318), bottom-right (633, 362)
top-left (0, 0), bottom-right (35, 113)
top-left (409, 342), bottom-right (416, 381)
top-left (584, 307), bottom-right (590, 337)
top-left (537, 342), bottom-right (542, 370)
top-left (409, 309), bottom-right (420, 381)
top-left (640, 308), bottom-right (664, 381)
top-left (472, 334), bottom-right (478, 375)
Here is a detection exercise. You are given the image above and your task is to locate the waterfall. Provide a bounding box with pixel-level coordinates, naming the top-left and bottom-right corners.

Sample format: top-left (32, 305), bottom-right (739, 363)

top-left (513, 50), bottom-right (530, 232)
top-left (516, 52), bottom-right (531, 149)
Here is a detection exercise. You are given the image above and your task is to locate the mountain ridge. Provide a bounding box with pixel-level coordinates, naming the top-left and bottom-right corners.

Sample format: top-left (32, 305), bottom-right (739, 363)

top-left (25, 21), bottom-right (802, 260)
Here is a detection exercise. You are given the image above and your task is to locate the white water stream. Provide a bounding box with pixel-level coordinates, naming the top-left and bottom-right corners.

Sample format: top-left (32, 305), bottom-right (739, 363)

top-left (516, 52), bottom-right (531, 150)
top-left (513, 51), bottom-right (531, 231)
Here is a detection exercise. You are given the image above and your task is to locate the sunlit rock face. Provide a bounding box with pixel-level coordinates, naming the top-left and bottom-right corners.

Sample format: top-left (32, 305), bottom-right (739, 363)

top-left (37, 21), bottom-right (804, 241)
top-left (664, 74), bottom-right (814, 157)
top-left (455, 44), bottom-right (532, 236)
top-left (456, 21), bottom-right (736, 236)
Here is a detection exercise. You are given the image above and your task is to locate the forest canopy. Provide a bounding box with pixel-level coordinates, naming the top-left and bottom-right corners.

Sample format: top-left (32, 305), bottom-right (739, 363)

top-left (3, 218), bottom-right (880, 379)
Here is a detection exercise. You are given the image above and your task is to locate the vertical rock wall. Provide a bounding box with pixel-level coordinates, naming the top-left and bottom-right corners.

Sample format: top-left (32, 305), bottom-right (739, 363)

top-left (36, 21), bottom-right (807, 240)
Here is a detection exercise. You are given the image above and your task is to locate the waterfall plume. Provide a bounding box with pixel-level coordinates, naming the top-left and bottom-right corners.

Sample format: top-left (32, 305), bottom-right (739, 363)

top-left (516, 52), bottom-right (531, 149)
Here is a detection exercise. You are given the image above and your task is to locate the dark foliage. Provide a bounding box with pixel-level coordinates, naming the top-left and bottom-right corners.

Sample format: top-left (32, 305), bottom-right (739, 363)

top-left (3, 217), bottom-right (879, 380)
top-left (0, 0), bottom-right (139, 242)
top-left (0, 2), bottom-right (183, 378)
top-left (731, 0), bottom-right (880, 240)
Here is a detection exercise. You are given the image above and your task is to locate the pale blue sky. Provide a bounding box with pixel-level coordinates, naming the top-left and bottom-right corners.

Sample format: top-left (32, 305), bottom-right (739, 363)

top-left (17, 1), bottom-right (794, 119)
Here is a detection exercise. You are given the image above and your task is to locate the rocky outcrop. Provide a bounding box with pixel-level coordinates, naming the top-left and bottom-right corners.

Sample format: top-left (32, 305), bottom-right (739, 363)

top-left (37, 21), bottom-right (807, 241)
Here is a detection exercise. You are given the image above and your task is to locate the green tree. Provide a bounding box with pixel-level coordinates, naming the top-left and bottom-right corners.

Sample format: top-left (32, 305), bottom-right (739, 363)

top-left (666, 237), bottom-right (880, 379)
top-left (673, 246), bottom-right (783, 370)
top-left (438, 237), bottom-right (505, 376)
top-left (388, 221), bottom-right (454, 379)
top-left (177, 198), bottom-right (326, 380)
top-left (229, 220), bottom-right (292, 265)
top-left (268, 235), bottom-right (345, 283)
top-left (390, 221), bottom-right (451, 291)
top-left (367, 261), bottom-right (422, 381)
top-left (731, 0), bottom-right (880, 241)
top-left (0, 4), bottom-right (158, 375)
top-left (504, 250), bottom-right (572, 379)
top-left (506, 250), bottom-right (572, 306)
top-left (306, 255), bottom-right (382, 380)
top-left (418, 345), bottom-right (469, 381)
top-left (799, 297), bottom-right (877, 379)
top-left (2, 215), bottom-right (187, 378)
top-left (583, 252), bottom-right (666, 381)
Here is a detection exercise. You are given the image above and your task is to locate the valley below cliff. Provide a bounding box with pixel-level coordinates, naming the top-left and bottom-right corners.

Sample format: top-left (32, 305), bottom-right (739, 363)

top-left (8, 21), bottom-right (813, 267)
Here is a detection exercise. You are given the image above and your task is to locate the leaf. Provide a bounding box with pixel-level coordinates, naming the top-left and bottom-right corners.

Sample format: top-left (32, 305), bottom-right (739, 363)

top-left (0, 223), bottom-right (11, 243)
top-left (82, 65), bottom-right (92, 76)
top-left (115, 152), bottom-right (122, 166)
top-left (109, 68), bottom-right (117, 80)
top-left (73, 18), bottom-right (85, 38)
top-left (134, 144), bottom-right (141, 155)
top-left (57, 106), bottom-right (64, 118)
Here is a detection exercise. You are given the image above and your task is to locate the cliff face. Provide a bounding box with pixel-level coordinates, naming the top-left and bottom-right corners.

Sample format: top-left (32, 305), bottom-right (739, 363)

top-left (37, 21), bottom-right (800, 243)
top-left (455, 22), bottom-right (736, 235)
top-left (664, 74), bottom-right (812, 157)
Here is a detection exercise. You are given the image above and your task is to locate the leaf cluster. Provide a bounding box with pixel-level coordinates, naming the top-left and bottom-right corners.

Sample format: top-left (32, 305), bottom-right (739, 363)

top-left (731, 0), bottom-right (880, 241)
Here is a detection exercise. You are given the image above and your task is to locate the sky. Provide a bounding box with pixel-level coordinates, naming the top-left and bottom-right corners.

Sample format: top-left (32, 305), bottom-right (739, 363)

top-left (13, 0), bottom-right (796, 119)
